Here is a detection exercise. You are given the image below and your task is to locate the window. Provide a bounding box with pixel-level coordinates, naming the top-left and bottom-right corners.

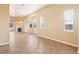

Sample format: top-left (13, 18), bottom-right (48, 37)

top-left (64, 9), bottom-right (74, 32)
top-left (34, 22), bottom-right (36, 28)
top-left (29, 23), bottom-right (32, 28)
top-left (39, 17), bottom-right (44, 29)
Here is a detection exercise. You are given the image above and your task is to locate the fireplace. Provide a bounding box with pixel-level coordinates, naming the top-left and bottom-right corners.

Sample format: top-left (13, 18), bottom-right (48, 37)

top-left (17, 28), bottom-right (22, 32)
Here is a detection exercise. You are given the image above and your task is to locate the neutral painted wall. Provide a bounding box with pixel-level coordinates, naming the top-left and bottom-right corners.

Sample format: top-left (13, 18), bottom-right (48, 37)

top-left (29, 4), bottom-right (78, 45)
top-left (0, 4), bottom-right (9, 44)
top-left (77, 5), bottom-right (79, 53)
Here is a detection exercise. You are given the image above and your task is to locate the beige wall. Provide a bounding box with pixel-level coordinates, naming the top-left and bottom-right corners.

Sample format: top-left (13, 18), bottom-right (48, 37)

top-left (0, 4), bottom-right (9, 44)
top-left (29, 4), bottom-right (78, 45)
top-left (77, 5), bottom-right (79, 53)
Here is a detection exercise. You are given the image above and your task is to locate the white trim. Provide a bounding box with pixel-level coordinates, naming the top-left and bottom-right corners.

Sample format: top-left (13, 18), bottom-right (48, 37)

top-left (38, 34), bottom-right (78, 47)
top-left (64, 30), bottom-right (74, 32)
top-left (0, 42), bottom-right (9, 46)
top-left (64, 9), bottom-right (74, 32)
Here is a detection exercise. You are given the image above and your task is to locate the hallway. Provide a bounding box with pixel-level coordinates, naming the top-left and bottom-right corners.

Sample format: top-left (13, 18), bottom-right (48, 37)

top-left (0, 32), bottom-right (77, 54)
top-left (0, 4), bottom-right (78, 54)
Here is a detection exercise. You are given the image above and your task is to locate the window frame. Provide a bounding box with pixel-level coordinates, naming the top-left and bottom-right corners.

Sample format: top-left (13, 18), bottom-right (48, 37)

top-left (64, 9), bottom-right (74, 32)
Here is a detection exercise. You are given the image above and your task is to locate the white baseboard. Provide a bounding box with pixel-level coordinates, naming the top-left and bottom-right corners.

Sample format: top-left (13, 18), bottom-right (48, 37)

top-left (38, 34), bottom-right (78, 47)
top-left (0, 42), bottom-right (9, 46)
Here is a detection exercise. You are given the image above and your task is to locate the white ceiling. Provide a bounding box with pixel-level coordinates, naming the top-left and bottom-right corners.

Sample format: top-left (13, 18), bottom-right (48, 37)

top-left (10, 4), bottom-right (47, 16)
